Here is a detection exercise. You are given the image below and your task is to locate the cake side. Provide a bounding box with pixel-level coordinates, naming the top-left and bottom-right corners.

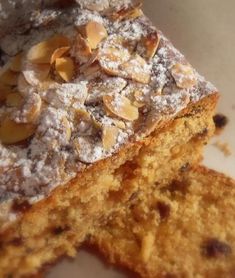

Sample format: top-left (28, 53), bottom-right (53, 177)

top-left (0, 95), bottom-right (217, 277)
top-left (88, 166), bottom-right (235, 278)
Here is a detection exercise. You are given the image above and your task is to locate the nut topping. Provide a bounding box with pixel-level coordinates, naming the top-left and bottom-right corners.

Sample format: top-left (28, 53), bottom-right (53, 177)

top-left (10, 53), bottom-right (23, 72)
top-left (27, 35), bottom-right (70, 64)
top-left (55, 57), bottom-right (75, 82)
top-left (138, 31), bottom-right (160, 60)
top-left (0, 69), bottom-right (19, 86)
top-left (171, 63), bottom-right (197, 89)
top-left (6, 92), bottom-right (23, 107)
top-left (0, 118), bottom-right (35, 144)
top-left (72, 34), bottom-right (92, 64)
top-left (50, 46), bottom-right (70, 64)
top-left (23, 62), bottom-right (50, 86)
top-left (120, 54), bottom-right (151, 84)
top-left (81, 21), bottom-right (107, 50)
top-left (102, 125), bottom-right (119, 151)
top-left (103, 94), bottom-right (139, 121)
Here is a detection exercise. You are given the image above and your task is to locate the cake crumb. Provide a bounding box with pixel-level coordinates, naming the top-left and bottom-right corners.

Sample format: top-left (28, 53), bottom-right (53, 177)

top-left (213, 141), bottom-right (232, 157)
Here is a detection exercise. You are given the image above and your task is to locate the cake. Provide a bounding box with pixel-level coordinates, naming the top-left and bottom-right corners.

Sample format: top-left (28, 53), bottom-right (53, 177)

top-left (0, 0), bottom-right (218, 276)
top-left (89, 166), bottom-right (235, 278)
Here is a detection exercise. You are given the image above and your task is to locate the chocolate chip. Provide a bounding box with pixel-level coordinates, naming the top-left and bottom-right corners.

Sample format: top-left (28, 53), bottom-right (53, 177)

top-left (11, 199), bottom-right (32, 213)
top-left (156, 201), bottom-right (170, 220)
top-left (201, 238), bottom-right (232, 258)
top-left (213, 114), bottom-right (229, 129)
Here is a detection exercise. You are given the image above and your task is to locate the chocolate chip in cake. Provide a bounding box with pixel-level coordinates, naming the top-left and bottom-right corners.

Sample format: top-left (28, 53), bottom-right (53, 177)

top-left (213, 114), bottom-right (229, 130)
top-left (201, 238), bottom-right (232, 258)
top-left (156, 201), bottom-right (170, 220)
top-left (11, 200), bottom-right (32, 213)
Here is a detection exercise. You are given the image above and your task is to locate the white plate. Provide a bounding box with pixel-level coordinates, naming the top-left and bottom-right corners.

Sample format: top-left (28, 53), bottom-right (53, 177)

top-left (48, 0), bottom-right (235, 276)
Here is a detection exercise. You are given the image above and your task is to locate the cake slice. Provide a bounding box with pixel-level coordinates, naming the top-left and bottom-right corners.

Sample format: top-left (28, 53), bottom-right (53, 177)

top-left (89, 166), bottom-right (235, 278)
top-left (0, 1), bottom-right (218, 276)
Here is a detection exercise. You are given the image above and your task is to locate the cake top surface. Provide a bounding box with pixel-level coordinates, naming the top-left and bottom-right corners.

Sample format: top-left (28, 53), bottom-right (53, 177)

top-left (0, 0), bottom-right (216, 209)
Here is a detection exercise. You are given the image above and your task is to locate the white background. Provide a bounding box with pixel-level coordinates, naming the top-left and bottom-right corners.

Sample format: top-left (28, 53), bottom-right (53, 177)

top-left (48, 0), bottom-right (235, 276)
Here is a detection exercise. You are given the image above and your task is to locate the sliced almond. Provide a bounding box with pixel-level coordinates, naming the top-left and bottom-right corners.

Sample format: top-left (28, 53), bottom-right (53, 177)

top-left (109, 5), bottom-right (143, 21)
top-left (55, 57), bottom-right (75, 82)
top-left (23, 62), bottom-right (50, 86)
top-left (99, 35), bottom-right (131, 76)
top-left (10, 53), bottom-right (23, 72)
top-left (171, 63), bottom-right (197, 89)
top-left (103, 94), bottom-right (139, 121)
top-left (62, 116), bottom-right (71, 141)
top-left (6, 92), bottom-right (24, 107)
top-left (72, 34), bottom-right (92, 64)
top-left (113, 119), bottom-right (126, 129)
top-left (17, 74), bottom-right (31, 94)
top-left (0, 118), bottom-right (35, 145)
top-left (102, 125), bottom-right (119, 151)
top-left (82, 21), bottom-right (107, 49)
top-left (0, 83), bottom-right (12, 102)
top-left (23, 94), bottom-right (42, 123)
top-left (50, 46), bottom-right (70, 64)
top-left (0, 69), bottom-right (19, 86)
top-left (120, 54), bottom-right (151, 84)
top-left (86, 77), bottom-right (127, 104)
top-left (138, 31), bottom-right (160, 60)
top-left (82, 61), bottom-right (101, 79)
top-left (27, 35), bottom-right (70, 64)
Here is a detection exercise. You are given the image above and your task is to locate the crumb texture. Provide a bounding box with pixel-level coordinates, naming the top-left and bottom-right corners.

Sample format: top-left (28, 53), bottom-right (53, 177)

top-left (89, 166), bottom-right (235, 278)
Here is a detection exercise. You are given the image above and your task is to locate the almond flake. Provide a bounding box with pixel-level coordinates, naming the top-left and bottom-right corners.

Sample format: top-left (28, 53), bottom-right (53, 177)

top-left (0, 69), bottom-right (19, 86)
top-left (0, 118), bottom-right (35, 145)
top-left (0, 83), bottom-right (12, 102)
top-left (82, 21), bottom-right (107, 49)
top-left (82, 61), bottom-right (101, 78)
top-left (109, 5), bottom-right (143, 21)
top-left (27, 35), bottom-right (70, 64)
top-left (73, 34), bottom-right (92, 64)
top-left (171, 63), bottom-right (197, 89)
top-left (99, 35), bottom-right (131, 76)
top-left (23, 62), bottom-right (50, 86)
top-left (55, 57), bottom-right (75, 82)
top-left (6, 92), bottom-right (23, 107)
top-left (50, 46), bottom-right (70, 64)
top-left (23, 94), bottom-right (42, 123)
top-left (62, 116), bottom-right (71, 141)
top-left (113, 119), bottom-right (126, 129)
top-left (138, 31), bottom-right (160, 60)
top-left (102, 125), bottom-right (119, 151)
top-left (10, 53), bottom-right (23, 72)
top-left (103, 94), bottom-right (139, 121)
top-left (120, 54), bottom-right (151, 84)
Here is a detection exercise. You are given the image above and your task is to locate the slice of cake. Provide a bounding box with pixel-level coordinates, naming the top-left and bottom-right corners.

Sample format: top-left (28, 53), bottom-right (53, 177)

top-left (89, 166), bottom-right (235, 278)
top-left (0, 1), bottom-right (218, 276)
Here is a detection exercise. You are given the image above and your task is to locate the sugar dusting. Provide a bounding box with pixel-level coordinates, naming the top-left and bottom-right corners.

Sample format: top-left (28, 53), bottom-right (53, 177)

top-left (0, 0), bottom-right (217, 225)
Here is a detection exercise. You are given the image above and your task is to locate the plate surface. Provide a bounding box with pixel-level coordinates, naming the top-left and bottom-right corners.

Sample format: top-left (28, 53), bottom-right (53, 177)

top-left (48, 0), bottom-right (235, 276)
